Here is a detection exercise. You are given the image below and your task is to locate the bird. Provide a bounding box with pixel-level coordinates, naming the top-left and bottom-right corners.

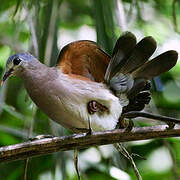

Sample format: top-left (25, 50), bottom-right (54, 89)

top-left (1, 32), bottom-right (178, 133)
top-left (2, 31), bottom-right (178, 180)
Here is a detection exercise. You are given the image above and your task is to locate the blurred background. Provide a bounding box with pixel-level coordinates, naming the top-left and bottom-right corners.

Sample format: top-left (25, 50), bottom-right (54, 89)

top-left (0, 0), bottom-right (180, 179)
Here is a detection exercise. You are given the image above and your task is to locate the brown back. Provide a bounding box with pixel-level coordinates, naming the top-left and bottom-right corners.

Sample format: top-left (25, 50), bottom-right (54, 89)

top-left (56, 40), bottom-right (110, 82)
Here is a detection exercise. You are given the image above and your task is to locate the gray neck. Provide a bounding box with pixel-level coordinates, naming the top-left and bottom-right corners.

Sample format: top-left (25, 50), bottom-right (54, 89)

top-left (18, 60), bottom-right (58, 83)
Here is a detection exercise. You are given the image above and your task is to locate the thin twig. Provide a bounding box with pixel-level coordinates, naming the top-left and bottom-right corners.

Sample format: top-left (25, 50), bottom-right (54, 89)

top-left (114, 143), bottom-right (142, 180)
top-left (74, 149), bottom-right (81, 180)
top-left (113, 143), bottom-right (128, 158)
top-left (22, 158), bottom-right (29, 180)
top-left (120, 144), bottom-right (142, 180)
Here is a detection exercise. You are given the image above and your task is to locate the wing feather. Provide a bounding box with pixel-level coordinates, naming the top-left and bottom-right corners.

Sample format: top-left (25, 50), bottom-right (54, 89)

top-left (57, 40), bottom-right (110, 82)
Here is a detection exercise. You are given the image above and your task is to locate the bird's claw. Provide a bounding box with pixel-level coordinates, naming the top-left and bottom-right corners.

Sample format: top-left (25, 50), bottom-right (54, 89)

top-left (125, 119), bottom-right (134, 132)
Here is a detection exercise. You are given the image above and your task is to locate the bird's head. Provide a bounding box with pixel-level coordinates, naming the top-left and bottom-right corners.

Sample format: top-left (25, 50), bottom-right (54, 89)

top-left (1, 52), bottom-right (35, 85)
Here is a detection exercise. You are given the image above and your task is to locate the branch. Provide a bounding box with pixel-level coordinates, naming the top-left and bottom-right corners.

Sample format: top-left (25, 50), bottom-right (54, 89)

top-left (1, 124), bottom-right (180, 163)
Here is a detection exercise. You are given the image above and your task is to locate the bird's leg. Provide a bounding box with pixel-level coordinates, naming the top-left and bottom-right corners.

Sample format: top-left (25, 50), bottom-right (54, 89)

top-left (87, 117), bottom-right (92, 135)
top-left (118, 115), bottom-right (129, 129)
top-left (125, 119), bottom-right (134, 132)
top-left (74, 148), bottom-right (81, 180)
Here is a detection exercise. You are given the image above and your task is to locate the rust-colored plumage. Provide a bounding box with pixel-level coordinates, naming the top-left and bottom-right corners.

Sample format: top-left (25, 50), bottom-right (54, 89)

top-left (57, 40), bottom-right (110, 82)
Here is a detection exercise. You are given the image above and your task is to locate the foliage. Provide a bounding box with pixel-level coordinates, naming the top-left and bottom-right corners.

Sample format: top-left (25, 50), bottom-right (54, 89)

top-left (0, 0), bottom-right (180, 179)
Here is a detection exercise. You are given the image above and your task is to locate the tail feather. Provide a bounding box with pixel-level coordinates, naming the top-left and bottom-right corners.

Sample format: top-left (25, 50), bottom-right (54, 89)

top-left (105, 31), bottom-right (136, 82)
top-left (132, 50), bottom-right (178, 80)
top-left (105, 32), bottom-right (178, 113)
top-left (107, 33), bottom-right (157, 95)
top-left (119, 36), bottom-right (157, 75)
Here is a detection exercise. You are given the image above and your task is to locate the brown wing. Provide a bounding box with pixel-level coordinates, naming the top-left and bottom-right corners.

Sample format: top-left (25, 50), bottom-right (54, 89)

top-left (56, 40), bottom-right (110, 82)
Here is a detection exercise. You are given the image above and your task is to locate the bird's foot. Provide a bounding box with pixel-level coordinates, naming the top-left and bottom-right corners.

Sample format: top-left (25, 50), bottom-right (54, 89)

top-left (117, 116), bottom-right (129, 129)
top-left (29, 134), bottom-right (55, 141)
top-left (125, 119), bottom-right (134, 132)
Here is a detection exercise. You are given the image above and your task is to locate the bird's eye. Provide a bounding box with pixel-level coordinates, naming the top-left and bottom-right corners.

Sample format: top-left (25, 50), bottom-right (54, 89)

top-left (13, 58), bottom-right (21, 65)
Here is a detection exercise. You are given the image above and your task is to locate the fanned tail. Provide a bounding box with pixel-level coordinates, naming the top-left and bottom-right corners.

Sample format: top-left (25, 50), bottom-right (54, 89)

top-left (105, 32), bottom-right (178, 113)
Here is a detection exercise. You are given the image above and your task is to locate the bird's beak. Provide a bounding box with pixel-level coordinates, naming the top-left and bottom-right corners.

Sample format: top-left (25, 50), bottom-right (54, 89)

top-left (1, 69), bottom-right (13, 86)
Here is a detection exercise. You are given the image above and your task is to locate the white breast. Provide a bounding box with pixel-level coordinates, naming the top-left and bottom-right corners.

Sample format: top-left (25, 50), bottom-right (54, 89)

top-left (52, 73), bottom-right (124, 132)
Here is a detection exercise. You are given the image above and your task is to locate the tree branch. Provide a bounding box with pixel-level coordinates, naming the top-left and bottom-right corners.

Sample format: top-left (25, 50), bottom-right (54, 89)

top-left (1, 124), bottom-right (180, 163)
